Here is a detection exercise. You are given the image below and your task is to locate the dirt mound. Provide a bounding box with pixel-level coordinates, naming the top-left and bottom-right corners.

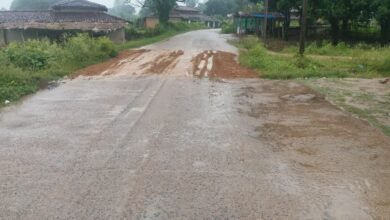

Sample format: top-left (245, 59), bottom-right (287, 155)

top-left (74, 49), bottom-right (150, 77)
top-left (143, 50), bottom-right (184, 74)
top-left (192, 51), bottom-right (259, 79)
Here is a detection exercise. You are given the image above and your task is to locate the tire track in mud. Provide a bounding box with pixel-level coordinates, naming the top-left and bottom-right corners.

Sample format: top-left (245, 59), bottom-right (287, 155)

top-left (142, 50), bottom-right (184, 74)
top-left (192, 50), bottom-right (259, 79)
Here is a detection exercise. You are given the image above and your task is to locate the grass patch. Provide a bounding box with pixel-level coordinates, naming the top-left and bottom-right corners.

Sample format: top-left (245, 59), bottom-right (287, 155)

top-left (233, 36), bottom-right (390, 79)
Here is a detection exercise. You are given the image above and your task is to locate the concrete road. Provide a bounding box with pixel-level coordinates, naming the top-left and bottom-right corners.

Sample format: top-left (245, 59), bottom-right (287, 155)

top-left (1, 30), bottom-right (390, 219)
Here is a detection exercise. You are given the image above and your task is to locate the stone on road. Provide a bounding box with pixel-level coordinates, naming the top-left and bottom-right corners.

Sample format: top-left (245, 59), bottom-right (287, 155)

top-left (1, 30), bottom-right (390, 219)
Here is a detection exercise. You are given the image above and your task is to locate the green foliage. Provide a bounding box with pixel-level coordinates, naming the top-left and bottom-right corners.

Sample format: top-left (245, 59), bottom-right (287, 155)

top-left (0, 34), bottom-right (118, 105)
top-left (234, 37), bottom-right (389, 79)
top-left (64, 34), bottom-right (117, 66)
top-left (221, 22), bottom-right (235, 34)
top-left (185, 0), bottom-right (198, 8)
top-left (108, 0), bottom-right (136, 21)
top-left (4, 40), bottom-right (60, 70)
top-left (205, 0), bottom-right (237, 16)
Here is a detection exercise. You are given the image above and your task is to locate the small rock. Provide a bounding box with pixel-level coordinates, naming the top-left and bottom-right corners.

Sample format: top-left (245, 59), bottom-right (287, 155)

top-left (281, 94), bottom-right (316, 102)
top-left (4, 100), bottom-right (10, 105)
top-left (379, 78), bottom-right (389, 84)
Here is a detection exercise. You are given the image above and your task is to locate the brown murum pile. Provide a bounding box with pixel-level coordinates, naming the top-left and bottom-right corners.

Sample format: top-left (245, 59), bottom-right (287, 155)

top-left (143, 50), bottom-right (184, 74)
top-left (74, 49), bottom-right (150, 77)
top-left (192, 50), bottom-right (259, 79)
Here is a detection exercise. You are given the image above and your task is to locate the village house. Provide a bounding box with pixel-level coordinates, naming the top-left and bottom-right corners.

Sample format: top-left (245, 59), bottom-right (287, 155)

top-left (144, 6), bottom-right (219, 29)
top-left (0, 0), bottom-right (128, 46)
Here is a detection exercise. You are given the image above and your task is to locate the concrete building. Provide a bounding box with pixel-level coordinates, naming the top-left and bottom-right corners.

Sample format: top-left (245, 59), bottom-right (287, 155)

top-left (0, 0), bottom-right (128, 46)
top-left (144, 6), bottom-right (219, 29)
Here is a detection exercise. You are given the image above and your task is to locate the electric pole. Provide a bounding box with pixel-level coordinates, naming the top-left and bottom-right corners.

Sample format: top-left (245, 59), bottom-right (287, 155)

top-left (299, 0), bottom-right (308, 55)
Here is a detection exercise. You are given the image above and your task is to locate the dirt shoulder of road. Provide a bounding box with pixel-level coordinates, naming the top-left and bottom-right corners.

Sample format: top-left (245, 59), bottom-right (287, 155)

top-left (303, 78), bottom-right (390, 136)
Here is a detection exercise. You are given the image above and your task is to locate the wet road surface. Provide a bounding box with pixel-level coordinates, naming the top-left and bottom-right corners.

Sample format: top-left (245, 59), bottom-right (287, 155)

top-left (1, 30), bottom-right (390, 219)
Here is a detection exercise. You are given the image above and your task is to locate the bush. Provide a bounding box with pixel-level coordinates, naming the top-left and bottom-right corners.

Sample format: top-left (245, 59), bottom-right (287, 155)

top-left (221, 22), bottom-right (235, 34)
top-left (0, 34), bottom-right (119, 104)
top-left (4, 39), bottom-right (61, 70)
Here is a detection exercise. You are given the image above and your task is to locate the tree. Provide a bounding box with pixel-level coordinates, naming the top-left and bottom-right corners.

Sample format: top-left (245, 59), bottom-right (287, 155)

top-left (372, 0), bottom-right (390, 45)
top-left (185, 0), bottom-right (198, 8)
top-left (108, 0), bottom-right (136, 21)
top-left (204, 0), bottom-right (237, 16)
top-left (11, 0), bottom-right (61, 10)
top-left (130, 0), bottom-right (183, 25)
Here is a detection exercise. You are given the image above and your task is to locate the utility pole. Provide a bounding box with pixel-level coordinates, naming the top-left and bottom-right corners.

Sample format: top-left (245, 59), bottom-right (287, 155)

top-left (299, 0), bottom-right (308, 55)
top-left (263, 0), bottom-right (269, 44)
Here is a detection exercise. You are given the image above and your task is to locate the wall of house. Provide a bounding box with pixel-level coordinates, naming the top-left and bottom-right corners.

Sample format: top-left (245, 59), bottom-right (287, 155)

top-left (145, 18), bottom-right (159, 29)
top-left (108, 28), bottom-right (125, 44)
top-left (0, 29), bottom-right (6, 46)
top-left (0, 29), bottom-right (41, 45)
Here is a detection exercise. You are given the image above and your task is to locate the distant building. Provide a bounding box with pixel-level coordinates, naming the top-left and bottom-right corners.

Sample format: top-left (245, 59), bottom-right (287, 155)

top-left (0, 0), bottom-right (128, 46)
top-left (144, 6), bottom-right (219, 29)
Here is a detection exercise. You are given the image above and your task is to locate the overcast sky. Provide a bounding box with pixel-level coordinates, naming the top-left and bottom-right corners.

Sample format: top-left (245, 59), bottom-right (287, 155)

top-left (0, 0), bottom-right (115, 10)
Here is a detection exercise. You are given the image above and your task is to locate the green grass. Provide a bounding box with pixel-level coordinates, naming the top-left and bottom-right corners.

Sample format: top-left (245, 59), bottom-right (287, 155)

top-left (233, 36), bottom-right (390, 79)
top-left (0, 22), bottom-right (205, 107)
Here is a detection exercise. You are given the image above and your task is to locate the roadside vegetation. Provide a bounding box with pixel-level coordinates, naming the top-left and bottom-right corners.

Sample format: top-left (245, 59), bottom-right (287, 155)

top-left (0, 22), bottom-right (205, 106)
top-left (233, 37), bottom-right (390, 79)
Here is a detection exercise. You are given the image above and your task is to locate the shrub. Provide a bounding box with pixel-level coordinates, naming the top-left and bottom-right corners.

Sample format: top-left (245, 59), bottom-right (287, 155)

top-left (4, 39), bottom-right (61, 70)
top-left (221, 22), bottom-right (235, 34)
top-left (63, 34), bottom-right (117, 66)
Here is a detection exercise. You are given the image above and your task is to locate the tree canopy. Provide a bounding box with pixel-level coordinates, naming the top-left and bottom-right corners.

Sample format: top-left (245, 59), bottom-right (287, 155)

top-left (204, 0), bottom-right (390, 44)
top-left (108, 0), bottom-right (136, 21)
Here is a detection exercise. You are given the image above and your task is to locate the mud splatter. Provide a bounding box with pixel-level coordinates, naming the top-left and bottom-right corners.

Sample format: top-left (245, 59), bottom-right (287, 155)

top-left (192, 50), bottom-right (259, 79)
top-left (143, 50), bottom-right (184, 74)
top-left (74, 49), bottom-right (150, 77)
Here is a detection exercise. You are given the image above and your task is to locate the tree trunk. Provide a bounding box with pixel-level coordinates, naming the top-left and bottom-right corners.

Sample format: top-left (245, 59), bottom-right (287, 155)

top-left (283, 9), bottom-right (291, 41)
top-left (341, 17), bottom-right (349, 41)
top-left (380, 20), bottom-right (389, 46)
top-left (157, 4), bottom-right (171, 25)
top-left (329, 18), bottom-right (340, 45)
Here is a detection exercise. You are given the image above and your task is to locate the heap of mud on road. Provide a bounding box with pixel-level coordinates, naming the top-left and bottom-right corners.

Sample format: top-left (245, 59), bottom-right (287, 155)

top-left (75, 49), bottom-right (259, 79)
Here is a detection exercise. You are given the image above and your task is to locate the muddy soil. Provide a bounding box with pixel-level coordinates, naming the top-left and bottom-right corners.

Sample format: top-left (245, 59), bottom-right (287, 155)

top-left (192, 50), bottom-right (258, 78)
top-left (74, 49), bottom-right (150, 77)
top-left (143, 50), bottom-right (184, 74)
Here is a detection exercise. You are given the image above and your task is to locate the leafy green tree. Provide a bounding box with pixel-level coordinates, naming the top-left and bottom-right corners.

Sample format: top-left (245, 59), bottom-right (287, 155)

top-left (205, 0), bottom-right (237, 16)
top-left (372, 0), bottom-right (390, 45)
top-left (108, 0), bottom-right (136, 21)
top-left (185, 0), bottom-right (198, 8)
top-left (11, 0), bottom-right (61, 10)
top-left (132, 0), bottom-right (184, 25)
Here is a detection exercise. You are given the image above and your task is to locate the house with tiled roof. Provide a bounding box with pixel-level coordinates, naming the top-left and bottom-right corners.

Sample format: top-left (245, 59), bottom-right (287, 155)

top-left (0, 0), bottom-right (128, 45)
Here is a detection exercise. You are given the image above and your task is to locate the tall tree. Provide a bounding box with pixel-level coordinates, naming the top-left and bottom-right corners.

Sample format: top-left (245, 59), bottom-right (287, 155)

top-left (11, 0), bottom-right (61, 10)
top-left (204, 0), bottom-right (237, 16)
top-left (185, 0), bottom-right (198, 8)
top-left (372, 0), bottom-right (390, 45)
top-left (132, 0), bottom-right (183, 25)
top-left (108, 0), bottom-right (136, 21)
